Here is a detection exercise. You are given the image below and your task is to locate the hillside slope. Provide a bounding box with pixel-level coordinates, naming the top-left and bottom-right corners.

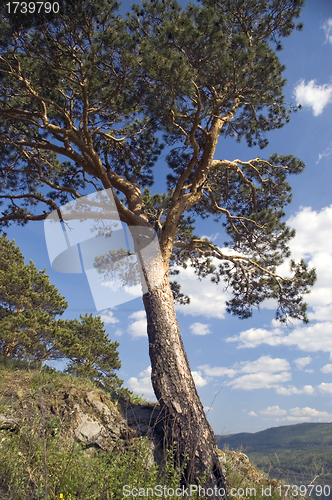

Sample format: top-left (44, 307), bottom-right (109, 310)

top-left (0, 362), bottom-right (286, 500)
top-left (217, 423), bottom-right (332, 486)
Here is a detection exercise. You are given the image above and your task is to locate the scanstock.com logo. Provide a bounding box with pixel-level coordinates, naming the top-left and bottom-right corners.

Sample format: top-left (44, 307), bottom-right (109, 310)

top-left (44, 189), bottom-right (161, 309)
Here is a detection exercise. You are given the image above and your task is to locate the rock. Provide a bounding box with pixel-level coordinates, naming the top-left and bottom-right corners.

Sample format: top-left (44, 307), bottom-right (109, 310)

top-left (0, 414), bottom-right (19, 431)
top-left (124, 404), bottom-right (161, 436)
top-left (62, 388), bottom-right (135, 451)
top-left (217, 448), bottom-right (276, 486)
top-left (123, 403), bottom-right (164, 464)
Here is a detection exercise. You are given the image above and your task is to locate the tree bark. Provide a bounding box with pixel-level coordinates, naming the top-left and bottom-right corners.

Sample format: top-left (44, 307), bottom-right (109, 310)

top-left (141, 253), bottom-right (228, 498)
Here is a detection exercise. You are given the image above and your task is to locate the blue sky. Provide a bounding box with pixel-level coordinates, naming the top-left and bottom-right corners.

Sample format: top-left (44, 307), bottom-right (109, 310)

top-left (4, 0), bottom-right (332, 435)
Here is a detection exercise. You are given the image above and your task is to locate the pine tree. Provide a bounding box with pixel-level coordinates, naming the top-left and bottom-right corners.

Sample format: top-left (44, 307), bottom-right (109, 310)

top-left (0, 236), bottom-right (122, 389)
top-left (0, 0), bottom-right (316, 494)
top-left (0, 235), bottom-right (68, 360)
top-left (60, 313), bottom-right (122, 390)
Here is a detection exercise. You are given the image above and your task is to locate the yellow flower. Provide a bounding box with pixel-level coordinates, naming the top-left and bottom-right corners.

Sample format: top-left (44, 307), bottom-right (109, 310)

top-left (59, 494), bottom-right (64, 499)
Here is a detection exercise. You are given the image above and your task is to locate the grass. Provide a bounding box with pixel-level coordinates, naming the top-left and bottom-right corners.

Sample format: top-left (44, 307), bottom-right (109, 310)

top-left (0, 359), bottom-right (189, 499)
top-left (0, 358), bottom-right (290, 499)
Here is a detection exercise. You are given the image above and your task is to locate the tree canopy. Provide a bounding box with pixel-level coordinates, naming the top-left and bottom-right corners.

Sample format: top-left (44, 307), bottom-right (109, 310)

top-left (0, 235), bottom-right (122, 389)
top-left (0, 0), bottom-right (315, 323)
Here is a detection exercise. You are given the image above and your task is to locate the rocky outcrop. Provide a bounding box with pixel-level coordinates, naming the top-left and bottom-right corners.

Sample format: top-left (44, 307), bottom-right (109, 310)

top-left (61, 388), bottom-right (134, 450)
top-left (0, 377), bottom-right (161, 457)
top-left (122, 403), bottom-right (164, 463)
top-left (217, 448), bottom-right (280, 491)
top-left (0, 369), bottom-right (284, 495)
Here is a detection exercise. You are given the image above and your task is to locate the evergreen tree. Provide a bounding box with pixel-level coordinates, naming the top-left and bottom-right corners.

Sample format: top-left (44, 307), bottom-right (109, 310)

top-left (0, 236), bottom-right (122, 389)
top-left (0, 235), bottom-right (68, 360)
top-left (0, 0), bottom-right (316, 494)
top-left (60, 313), bottom-right (122, 390)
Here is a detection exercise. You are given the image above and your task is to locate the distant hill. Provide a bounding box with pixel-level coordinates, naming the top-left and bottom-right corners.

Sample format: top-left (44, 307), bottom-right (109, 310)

top-left (217, 422), bottom-right (332, 486)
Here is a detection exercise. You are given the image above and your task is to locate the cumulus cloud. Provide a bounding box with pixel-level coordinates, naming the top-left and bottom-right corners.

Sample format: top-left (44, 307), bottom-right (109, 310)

top-left (200, 358), bottom-right (317, 395)
top-left (127, 310), bottom-right (147, 338)
top-left (200, 356), bottom-right (291, 391)
top-left (228, 322), bottom-right (332, 353)
top-left (322, 18), bottom-right (332, 44)
top-left (287, 205), bottom-right (332, 263)
top-left (294, 356), bottom-right (312, 370)
top-left (318, 382), bottom-right (332, 394)
top-left (227, 205), bottom-right (332, 355)
top-left (228, 371), bottom-right (291, 391)
top-left (226, 327), bottom-right (284, 349)
top-left (239, 356), bottom-right (290, 374)
top-left (284, 206), bottom-right (332, 321)
top-left (174, 264), bottom-right (230, 319)
top-left (260, 405), bottom-right (287, 417)
top-left (256, 406), bottom-right (332, 423)
top-left (276, 385), bottom-right (314, 396)
top-left (286, 407), bottom-right (332, 422)
top-left (198, 364), bottom-right (237, 378)
top-left (98, 309), bottom-right (119, 324)
top-left (190, 322), bottom-right (211, 336)
top-left (321, 364), bottom-right (332, 374)
top-left (227, 322), bottom-right (332, 354)
top-left (293, 79), bottom-right (332, 116)
top-left (177, 205), bottom-right (332, 325)
top-left (127, 367), bottom-right (155, 397)
top-left (248, 411), bottom-right (257, 417)
top-left (192, 371), bottom-right (209, 387)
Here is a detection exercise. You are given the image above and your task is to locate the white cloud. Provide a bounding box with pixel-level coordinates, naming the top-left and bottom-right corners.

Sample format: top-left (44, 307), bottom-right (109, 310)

top-left (286, 407), bottom-right (332, 422)
top-left (276, 385), bottom-right (314, 396)
top-left (200, 356), bottom-right (291, 391)
top-left (198, 364), bottom-right (237, 378)
top-left (248, 411), bottom-right (257, 417)
top-left (260, 405), bottom-right (287, 417)
top-left (174, 264), bottom-right (230, 319)
top-left (256, 406), bottom-right (332, 423)
top-left (321, 364), bottom-right (332, 374)
top-left (285, 208), bottom-right (332, 323)
top-left (294, 356), bottom-right (312, 370)
top-left (190, 322), bottom-right (211, 336)
top-left (239, 356), bottom-right (290, 374)
top-left (293, 79), bottom-right (332, 116)
top-left (322, 18), bottom-right (332, 44)
top-left (228, 213), bottom-right (332, 351)
top-left (226, 327), bottom-right (284, 348)
top-left (127, 367), bottom-right (155, 397)
top-left (318, 382), bottom-right (332, 394)
top-left (98, 309), bottom-right (119, 325)
top-left (127, 310), bottom-right (147, 338)
top-left (287, 205), bottom-right (332, 262)
top-left (227, 322), bottom-right (332, 354)
top-left (308, 304), bottom-right (332, 322)
top-left (176, 206), bottom-right (332, 324)
top-left (200, 358), bottom-right (316, 395)
top-left (192, 371), bottom-right (208, 387)
top-left (228, 371), bottom-right (290, 391)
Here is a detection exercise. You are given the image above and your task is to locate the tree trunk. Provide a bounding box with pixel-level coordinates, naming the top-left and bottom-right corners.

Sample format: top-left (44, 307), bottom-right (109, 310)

top-left (141, 254), bottom-right (228, 498)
